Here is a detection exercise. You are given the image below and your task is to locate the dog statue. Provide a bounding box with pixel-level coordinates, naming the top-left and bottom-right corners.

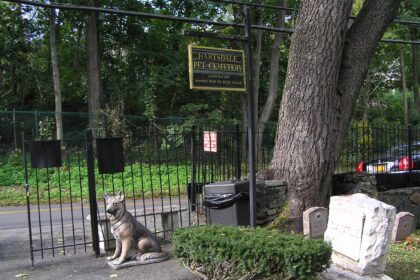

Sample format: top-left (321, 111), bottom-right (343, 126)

top-left (104, 192), bottom-right (169, 265)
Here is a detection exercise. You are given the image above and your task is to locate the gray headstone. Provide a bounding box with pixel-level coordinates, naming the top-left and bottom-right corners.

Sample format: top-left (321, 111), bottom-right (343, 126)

top-left (391, 212), bottom-right (415, 242)
top-left (324, 194), bottom-right (396, 276)
top-left (303, 207), bottom-right (328, 239)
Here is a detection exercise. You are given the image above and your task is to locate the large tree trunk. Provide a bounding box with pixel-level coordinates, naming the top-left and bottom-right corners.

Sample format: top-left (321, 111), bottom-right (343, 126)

top-left (411, 28), bottom-right (420, 113)
top-left (257, 0), bottom-right (286, 152)
top-left (86, 0), bottom-right (103, 129)
top-left (49, 9), bottom-right (63, 140)
top-left (268, 0), bottom-right (400, 232)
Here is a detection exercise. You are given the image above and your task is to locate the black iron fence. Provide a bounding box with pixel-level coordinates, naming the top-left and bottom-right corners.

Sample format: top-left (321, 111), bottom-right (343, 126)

top-left (3, 111), bottom-right (420, 265)
top-left (337, 122), bottom-right (420, 189)
top-left (20, 121), bottom-right (276, 266)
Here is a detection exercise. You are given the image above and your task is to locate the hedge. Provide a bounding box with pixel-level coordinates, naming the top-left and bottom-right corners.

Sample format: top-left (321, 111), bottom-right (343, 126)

top-left (172, 225), bottom-right (331, 280)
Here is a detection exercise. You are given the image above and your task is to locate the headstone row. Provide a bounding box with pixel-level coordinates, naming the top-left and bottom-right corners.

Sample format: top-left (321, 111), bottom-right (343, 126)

top-left (303, 202), bottom-right (415, 242)
top-left (303, 194), bottom-right (416, 280)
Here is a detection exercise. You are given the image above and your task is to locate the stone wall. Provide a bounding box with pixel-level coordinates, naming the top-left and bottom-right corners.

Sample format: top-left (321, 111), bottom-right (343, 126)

top-left (378, 187), bottom-right (420, 227)
top-left (256, 180), bottom-right (287, 225)
top-left (333, 172), bottom-right (419, 227)
top-left (332, 173), bottom-right (378, 198)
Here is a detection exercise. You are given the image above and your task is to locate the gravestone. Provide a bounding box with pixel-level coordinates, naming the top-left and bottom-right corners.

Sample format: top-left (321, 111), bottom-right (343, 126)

top-left (303, 207), bottom-right (328, 239)
top-left (391, 212), bottom-right (415, 242)
top-left (323, 194), bottom-right (396, 279)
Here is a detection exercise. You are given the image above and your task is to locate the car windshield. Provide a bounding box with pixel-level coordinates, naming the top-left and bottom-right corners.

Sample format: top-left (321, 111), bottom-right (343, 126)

top-left (382, 144), bottom-right (420, 158)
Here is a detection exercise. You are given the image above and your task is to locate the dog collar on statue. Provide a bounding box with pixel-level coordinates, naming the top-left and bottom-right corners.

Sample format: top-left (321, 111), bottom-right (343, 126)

top-left (112, 210), bottom-right (128, 231)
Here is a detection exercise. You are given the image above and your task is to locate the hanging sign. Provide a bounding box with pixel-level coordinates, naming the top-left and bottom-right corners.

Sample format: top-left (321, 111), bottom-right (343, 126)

top-left (203, 131), bottom-right (217, 152)
top-left (188, 45), bottom-right (246, 91)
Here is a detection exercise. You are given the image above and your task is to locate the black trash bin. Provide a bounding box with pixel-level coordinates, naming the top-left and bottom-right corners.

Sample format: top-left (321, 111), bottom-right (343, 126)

top-left (204, 180), bottom-right (249, 226)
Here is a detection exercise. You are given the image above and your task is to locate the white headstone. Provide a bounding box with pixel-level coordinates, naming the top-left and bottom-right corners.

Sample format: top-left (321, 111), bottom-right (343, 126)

top-left (391, 212), bottom-right (415, 242)
top-left (303, 207), bottom-right (328, 239)
top-left (324, 194), bottom-right (396, 276)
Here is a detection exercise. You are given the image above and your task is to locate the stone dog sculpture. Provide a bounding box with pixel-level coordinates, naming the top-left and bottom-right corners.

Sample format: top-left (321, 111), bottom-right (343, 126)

top-left (104, 192), bottom-right (169, 265)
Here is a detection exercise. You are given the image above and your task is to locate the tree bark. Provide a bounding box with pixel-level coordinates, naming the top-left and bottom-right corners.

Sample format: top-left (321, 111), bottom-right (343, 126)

top-left (268, 0), bottom-right (400, 232)
top-left (49, 9), bottom-right (63, 140)
top-left (86, 0), bottom-right (103, 129)
top-left (257, 0), bottom-right (286, 152)
top-left (411, 28), bottom-right (420, 113)
top-left (400, 47), bottom-right (409, 127)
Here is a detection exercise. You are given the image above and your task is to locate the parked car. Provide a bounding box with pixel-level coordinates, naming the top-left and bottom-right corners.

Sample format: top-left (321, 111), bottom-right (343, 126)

top-left (356, 142), bottom-right (420, 174)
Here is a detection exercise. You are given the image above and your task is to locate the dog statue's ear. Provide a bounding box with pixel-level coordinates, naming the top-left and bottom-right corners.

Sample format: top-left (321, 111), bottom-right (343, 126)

top-left (103, 193), bottom-right (109, 200)
top-left (117, 191), bottom-right (125, 202)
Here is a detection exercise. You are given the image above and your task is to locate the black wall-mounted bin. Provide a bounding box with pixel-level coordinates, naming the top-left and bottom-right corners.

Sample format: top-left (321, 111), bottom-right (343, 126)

top-left (204, 180), bottom-right (250, 226)
top-left (27, 140), bottom-right (62, 169)
top-left (96, 137), bottom-right (124, 174)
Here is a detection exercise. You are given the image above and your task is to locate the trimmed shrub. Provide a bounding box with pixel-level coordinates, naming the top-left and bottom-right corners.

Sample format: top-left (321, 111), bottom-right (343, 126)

top-left (172, 225), bottom-right (331, 280)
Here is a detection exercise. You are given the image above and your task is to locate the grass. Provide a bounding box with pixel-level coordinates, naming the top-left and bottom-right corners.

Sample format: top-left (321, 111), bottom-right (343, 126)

top-left (386, 230), bottom-right (420, 280)
top-left (0, 161), bottom-right (190, 206)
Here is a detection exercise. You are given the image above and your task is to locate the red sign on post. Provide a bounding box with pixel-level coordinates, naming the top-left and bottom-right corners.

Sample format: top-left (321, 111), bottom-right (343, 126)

top-left (203, 131), bottom-right (217, 152)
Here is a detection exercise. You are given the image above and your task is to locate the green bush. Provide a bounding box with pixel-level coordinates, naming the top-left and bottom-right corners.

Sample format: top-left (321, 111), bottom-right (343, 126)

top-left (172, 225), bottom-right (331, 280)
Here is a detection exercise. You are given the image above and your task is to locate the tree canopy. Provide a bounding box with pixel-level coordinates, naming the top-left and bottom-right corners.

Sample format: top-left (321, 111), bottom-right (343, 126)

top-left (0, 1), bottom-right (418, 129)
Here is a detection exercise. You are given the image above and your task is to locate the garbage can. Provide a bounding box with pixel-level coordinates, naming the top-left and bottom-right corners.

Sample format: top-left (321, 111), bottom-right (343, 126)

top-left (204, 180), bottom-right (250, 226)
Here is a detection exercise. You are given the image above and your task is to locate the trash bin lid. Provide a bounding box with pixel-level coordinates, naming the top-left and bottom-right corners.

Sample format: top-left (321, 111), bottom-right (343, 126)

top-left (204, 180), bottom-right (249, 194)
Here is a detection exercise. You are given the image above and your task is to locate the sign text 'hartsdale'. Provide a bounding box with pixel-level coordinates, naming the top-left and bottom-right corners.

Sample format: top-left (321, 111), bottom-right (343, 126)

top-left (188, 45), bottom-right (246, 91)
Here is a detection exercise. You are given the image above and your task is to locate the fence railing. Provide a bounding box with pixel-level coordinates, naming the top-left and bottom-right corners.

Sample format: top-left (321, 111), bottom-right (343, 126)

top-left (20, 123), bottom-right (275, 264)
top-left (2, 111), bottom-right (420, 191)
top-left (337, 122), bottom-right (420, 189)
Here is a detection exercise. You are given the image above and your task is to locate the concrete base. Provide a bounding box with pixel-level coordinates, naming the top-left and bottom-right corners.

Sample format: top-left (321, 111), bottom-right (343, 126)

top-left (157, 211), bottom-right (180, 240)
top-left (98, 222), bottom-right (115, 253)
top-left (106, 250), bottom-right (169, 270)
top-left (106, 253), bottom-right (170, 270)
top-left (319, 265), bottom-right (393, 280)
top-left (107, 259), bottom-right (150, 270)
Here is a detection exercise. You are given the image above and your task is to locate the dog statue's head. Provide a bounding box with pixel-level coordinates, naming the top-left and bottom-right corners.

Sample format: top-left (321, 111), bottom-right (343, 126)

top-left (104, 191), bottom-right (125, 216)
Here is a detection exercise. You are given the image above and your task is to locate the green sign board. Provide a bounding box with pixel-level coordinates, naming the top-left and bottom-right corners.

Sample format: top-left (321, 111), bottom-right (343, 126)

top-left (188, 45), bottom-right (246, 92)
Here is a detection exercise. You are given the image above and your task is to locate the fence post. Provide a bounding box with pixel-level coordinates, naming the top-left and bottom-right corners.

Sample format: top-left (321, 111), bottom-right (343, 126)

top-left (13, 109), bottom-right (17, 150)
top-left (86, 129), bottom-right (100, 256)
top-left (235, 124), bottom-right (241, 180)
top-left (22, 133), bottom-right (34, 267)
top-left (408, 124), bottom-right (412, 188)
top-left (244, 7), bottom-right (257, 228)
top-left (35, 110), bottom-right (39, 139)
top-left (190, 126), bottom-right (196, 212)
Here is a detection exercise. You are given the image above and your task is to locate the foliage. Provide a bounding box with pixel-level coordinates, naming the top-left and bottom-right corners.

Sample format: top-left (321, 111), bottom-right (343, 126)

top-left (38, 116), bottom-right (55, 140)
top-left (265, 202), bottom-right (290, 232)
top-left (159, 124), bottom-right (185, 151)
top-left (0, 0), bottom-right (294, 127)
top-left (386, 231), bottom-right (420, 280)
top-left (103, 100), bottom-right (133, 151)
top-left (179, 103), bottom-right (224, 127)
top-left (0, 0), bottom-right (417, 147)
top-left (355, 120), bottom-right (373, 160)
top-left (172, 225), bottom-right (332, 280)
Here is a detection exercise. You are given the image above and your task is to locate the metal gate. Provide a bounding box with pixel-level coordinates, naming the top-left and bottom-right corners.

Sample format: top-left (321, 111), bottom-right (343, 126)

top-left (22, 128), bottom-right (195, 266)
top-left (23, 124), bottom-right (271, 266)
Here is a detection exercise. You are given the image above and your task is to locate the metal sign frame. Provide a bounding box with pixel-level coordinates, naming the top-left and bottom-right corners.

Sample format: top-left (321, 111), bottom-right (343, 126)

top-left (188, 45), bottom-right (246, 92)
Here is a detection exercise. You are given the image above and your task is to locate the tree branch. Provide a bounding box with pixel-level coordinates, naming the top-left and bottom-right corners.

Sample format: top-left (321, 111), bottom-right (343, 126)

top-left (334, 0), bottom-right (400, 150)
